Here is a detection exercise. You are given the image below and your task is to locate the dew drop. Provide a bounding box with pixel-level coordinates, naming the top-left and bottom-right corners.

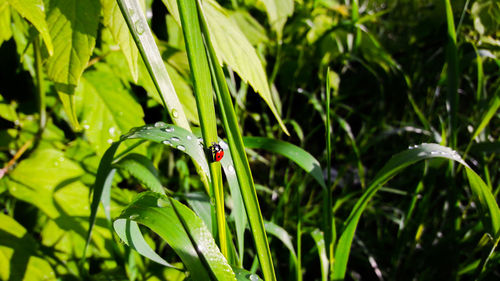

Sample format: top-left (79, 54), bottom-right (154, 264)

top-left (227, 165), bottom-right (235, 174)
top-left (430, 151), bottom-right (439, 155)
top-left (172, 109), bottom-right (179, 118)
top-left (83, 124), bottom-right (90, 130)
top-left (109, 127), bottom-right (116, 135)
top-left (154, 121), bottom-right (166, 128)
top-left (164, 126), bottom-right (174, 133)
top-left (107, 139), bottom-right (113, 144)
top-left (171, 137), bottom-right (180, 142)
top-left (157, 198), bottom-right (170, 208)
top-left (249, 274), bottom-right (259, 281)
top-left (162, 140), bottom-right (171, 145)
top-left (186, 135), bottom-right (192, 140)
top-left (129, 214), bottom-right (139, 220)
top-left (177, 145), bottom-right (186, 151)
top-left (134, 20), bottom-right (145, 34)
top-left (198, 137), bottom-right (203, 142)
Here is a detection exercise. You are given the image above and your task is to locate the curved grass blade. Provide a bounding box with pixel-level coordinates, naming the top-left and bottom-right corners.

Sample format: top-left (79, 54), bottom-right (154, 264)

top-left (84, 124), bottom-right (249, 264)
top-left (264, 221), bottom-right (298, 267)
top-left (114, 219), bottom-right (178, 268)
top-left (114, 153), bottom-right (166, 195)
top-left (114, 192), bottom-right (236, 280)
top-left (332, 143), bottom-right (500, 279)
top-left (311, 229), bottom-right (328, 281)
top-left (243, 137), bottom-right (325, 189)
top-left (116, 0), bottom-right (189, 128)
top-left (84, 124), bottom-right (209, 260)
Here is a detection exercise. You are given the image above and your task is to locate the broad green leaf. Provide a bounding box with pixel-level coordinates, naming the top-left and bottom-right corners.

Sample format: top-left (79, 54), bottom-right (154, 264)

top-left (114, 192), bottom-right (236, 280)
top-left (101, 0), bottom-right (139, 81)
top-left (332, 143), bottom-right (500, 279)
top-left (46, 0), bottom-right (99, 93)
top-left (0, 214), bottom-right (56, 280)
top-left (7, 148), bottom-right (113, 261)
top-left (45, 0), bottom-right (99, 129)
top-left (114, 153), bottom-right (165, 195)
top-left (7, 0), bottom-right (53, 54)
top-left (0, 2), bottom-right (12, 45)
top-left (162, 0), bottom-right (289, 135)
top-left (260, 0), bottom-right (294, 39)
top-left (229, 10), bottom-right (268, 46)
top-left (203, 0), bottom-right (288, 135)
top-left (243, 136), bottom-right (326, 189)
top-left (8, 148), bottom-right (86, 218)
top-left (77, 66), bottom-right (145, 156)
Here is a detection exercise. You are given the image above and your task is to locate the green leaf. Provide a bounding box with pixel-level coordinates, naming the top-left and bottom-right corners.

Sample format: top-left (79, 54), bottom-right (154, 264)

top-left (243, 136), bottom-right (326, 189)
top-left (46, 0), bottom-right (99, 94)
top-left (100, 0), bottom-right (139, 81)
top-left (115, 0), bottom-right (190, 128)
top-left (114, 192), bottom-right (236, 280)
top-left (162, 0), bottom-right (289, 135)
top-left (114, 153), bottom-right (165, 195)
top-left (0, 214), bottom-right (56, 280)
top-left (260, 0), bottom-right (294, 40)
top-left (332, 143), bottom-right (500, 279)
top-left (45, 0), bottom-right (99, 129)
top-left (203, 0), bottom-right (288, 135)
top-left (0, 2), bottom-right (12, 45)
top-left (7, 0), bottom-right (53, 54)
top-left (8, 148), bottom-right (86, 218)
top-left (264, 221), bottom-right (297, 267)
top-left (77, 66), bottom-right (145, 156)
top-left (311, 229), bottom-right (328, 281)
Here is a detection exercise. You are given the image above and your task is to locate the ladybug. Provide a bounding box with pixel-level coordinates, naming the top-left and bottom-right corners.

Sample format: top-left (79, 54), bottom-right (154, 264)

top-left (209, 142), bottom-right (224, 162)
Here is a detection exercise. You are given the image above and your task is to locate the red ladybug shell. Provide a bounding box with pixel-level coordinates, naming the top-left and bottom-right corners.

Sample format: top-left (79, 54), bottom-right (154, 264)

top-left (214, 150), bottom-right (224, 161)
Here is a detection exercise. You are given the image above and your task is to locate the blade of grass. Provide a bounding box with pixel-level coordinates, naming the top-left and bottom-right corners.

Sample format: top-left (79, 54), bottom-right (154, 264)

top-left (444, 0), bottom-right (459, 148)
top-left (196, 1), bottom-right (276, 279)
top-left (325, 68), bottom-right (333, 279)
top-left (116, 0), bottom-right (188, 127)
top-left (114, 192), bottom-right (236, 280)
top-left (332, 143), bottom-right (500, 279)
top-left (177, 0), bottom-right (227, 258)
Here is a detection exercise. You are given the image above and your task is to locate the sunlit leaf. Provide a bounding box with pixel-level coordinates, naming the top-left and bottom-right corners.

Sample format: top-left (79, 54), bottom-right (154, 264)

top-left (7, 0), bottom-right (53, 54)
top-left (0, 214), bottom-right (56, 280)
top-left (77, 66), bottom-right (145, 156)
top-left (114, 192), bottom-right (236, 280)
top-left (101, 0), bottom-right (139, 81)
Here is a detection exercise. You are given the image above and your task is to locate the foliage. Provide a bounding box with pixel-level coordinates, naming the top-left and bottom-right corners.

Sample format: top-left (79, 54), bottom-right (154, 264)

top-left (1, 0), bottom-right (499, 280)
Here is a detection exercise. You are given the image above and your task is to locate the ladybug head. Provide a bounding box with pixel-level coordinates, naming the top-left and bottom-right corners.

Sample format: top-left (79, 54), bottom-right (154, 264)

top-left (209, 143), bottom-right (224, 162)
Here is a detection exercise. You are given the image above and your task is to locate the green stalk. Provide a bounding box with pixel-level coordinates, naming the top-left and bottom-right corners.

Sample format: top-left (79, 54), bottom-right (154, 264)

top-left (325, 68), bottom-right (333, 279)
top-left (177, 0), bottom-right (227, 258)
top-left (34, 36), bottom-right (46, 130)
top-left (351, 0), bottom-right (361, 51)
top-left (196, 1), bottom-right (277, 280)
top-left (444, 0), bottom-right (459, 149)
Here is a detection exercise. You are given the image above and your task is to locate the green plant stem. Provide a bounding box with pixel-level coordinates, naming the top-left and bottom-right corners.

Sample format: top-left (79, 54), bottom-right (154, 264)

top-left (444, 0), bottom-right (459, 149)
top-left (177, 0), bottom-right (227, 258)
top-left (34, 36), bottom-right (46, 130)
top-left (325, 68), bottom-right (333, 279)
top-left (196, 1), bottom-right (277, 279)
